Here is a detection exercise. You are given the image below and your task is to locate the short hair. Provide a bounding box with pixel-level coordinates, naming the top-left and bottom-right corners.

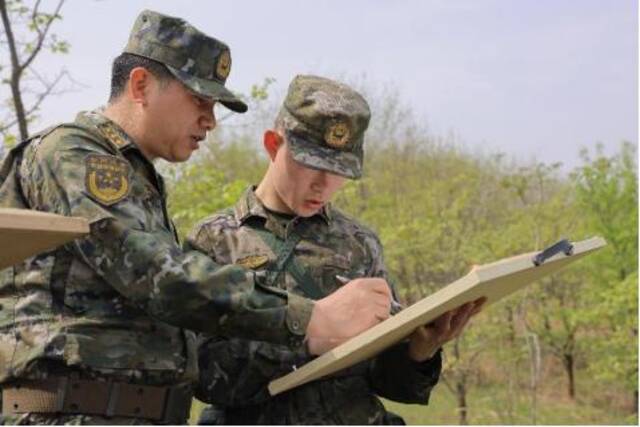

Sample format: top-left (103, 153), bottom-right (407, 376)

top-left (274, 115), bottom-right (285, 132)
top-left (109, 53), bottom-right (175, 101)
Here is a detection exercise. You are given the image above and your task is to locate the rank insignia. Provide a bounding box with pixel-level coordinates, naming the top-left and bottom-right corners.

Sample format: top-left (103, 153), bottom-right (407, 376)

top-left (236, 254), bottom-right (269, 269)
top-left (324, 121), bottom-right (351, 148)
top-left (98, 123), bottom-right (128, 148)
top-left (216, 50), bottom-right (231, 81)
top-left (85, 154), bottom-right (131, 206)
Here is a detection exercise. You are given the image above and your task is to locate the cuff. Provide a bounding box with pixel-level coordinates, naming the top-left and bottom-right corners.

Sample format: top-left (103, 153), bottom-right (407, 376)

top-left (411, 347), bottom-right (443, 374)
top-left (285, 293), bottom-right (315, 347)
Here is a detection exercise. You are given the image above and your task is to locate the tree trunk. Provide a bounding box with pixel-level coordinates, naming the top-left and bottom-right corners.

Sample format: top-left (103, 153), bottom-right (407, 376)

top-left (456, 380), bottom-right (468, 425)
top-left (0, 0), bottom-right (29, 139)
top-left (9, 71), bottom-right (28, 140)
top-left (563, 353), bottom-right (576, 399)
top-left (453, 340), bottom-right (469, 425)
top-left (528, 332), bottom-right (541, 425)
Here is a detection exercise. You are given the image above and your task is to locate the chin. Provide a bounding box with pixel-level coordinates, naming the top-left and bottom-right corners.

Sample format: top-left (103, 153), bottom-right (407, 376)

top-left (296, 207), bottom-right (320, 217)
top-left (173, 151), bottom-right (194, 162)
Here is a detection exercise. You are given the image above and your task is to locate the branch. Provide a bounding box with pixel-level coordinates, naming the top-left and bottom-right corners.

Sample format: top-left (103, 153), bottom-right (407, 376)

top-left (20, 0), bottom-right (64, 72)
top-left (0, 0), bottom-right (23, 79)
top-left (22, 69), bottom-right (66, 117)
top-left (31, 0), bottom-right (44, 30)
top-left (440, 374), bottom-right (456, 396)
top-left (0, 68), bottom-right (69, 134)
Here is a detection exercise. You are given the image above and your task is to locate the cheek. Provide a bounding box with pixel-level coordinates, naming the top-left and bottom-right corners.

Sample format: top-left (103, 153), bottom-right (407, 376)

top-left (327, 176), bottom-right (346, 194)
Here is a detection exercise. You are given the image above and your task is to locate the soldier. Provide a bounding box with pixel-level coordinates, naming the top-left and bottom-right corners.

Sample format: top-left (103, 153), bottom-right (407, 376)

top-left (188, 75), bottom-right (485, 425)
top-left (0, 12), bottom-right (392, 425)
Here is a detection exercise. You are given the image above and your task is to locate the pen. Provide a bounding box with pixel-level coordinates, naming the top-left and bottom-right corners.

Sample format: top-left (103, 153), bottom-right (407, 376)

top-left (335, 274), bottom-right (404, 315)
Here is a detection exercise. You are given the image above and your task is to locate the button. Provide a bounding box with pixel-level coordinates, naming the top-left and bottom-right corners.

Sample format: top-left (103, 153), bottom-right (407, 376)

top-left (291, 321), bottom-right (300, 331)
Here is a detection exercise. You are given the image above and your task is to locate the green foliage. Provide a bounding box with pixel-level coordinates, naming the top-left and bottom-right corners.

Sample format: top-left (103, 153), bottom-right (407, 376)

top-left (572, 142), bottom-right (638, 396)
top-left (250, 77), bottom-right (276, 101)
top-left (574, 142), bottom-right (638, 281)
top-left (166, 138), bottom-right (268, 239)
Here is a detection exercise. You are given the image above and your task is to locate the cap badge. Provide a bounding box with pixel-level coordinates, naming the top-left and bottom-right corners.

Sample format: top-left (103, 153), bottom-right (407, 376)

top-left (324, 121), bottom-right (351, 148)
top-left (215, 50), bottom-right (231, 80)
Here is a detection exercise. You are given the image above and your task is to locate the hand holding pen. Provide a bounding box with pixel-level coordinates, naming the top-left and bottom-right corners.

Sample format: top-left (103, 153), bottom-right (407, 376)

top-left (335, 274), bottom-right (404, 315)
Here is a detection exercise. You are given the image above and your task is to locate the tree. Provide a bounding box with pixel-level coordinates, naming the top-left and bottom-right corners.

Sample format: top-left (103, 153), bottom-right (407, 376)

top-left (0, 0), bottom-right (68, 148)
top-left (573, 142), bottom-right (638, 412)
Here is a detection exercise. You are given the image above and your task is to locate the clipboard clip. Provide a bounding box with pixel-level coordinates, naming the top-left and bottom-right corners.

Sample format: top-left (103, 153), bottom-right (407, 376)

top-left (532, 239), bottom-right (574, 266)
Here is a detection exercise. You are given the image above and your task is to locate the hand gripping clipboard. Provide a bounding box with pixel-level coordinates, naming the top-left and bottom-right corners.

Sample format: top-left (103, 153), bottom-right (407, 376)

top-left (269, 236), bottom-right (607, 396)
top-left (0, 208), bottom-right (89, 269)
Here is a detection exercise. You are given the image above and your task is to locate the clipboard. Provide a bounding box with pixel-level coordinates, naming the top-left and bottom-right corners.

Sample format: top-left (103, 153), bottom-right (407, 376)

top-left (269, 236), bottom-right (606, 396)
top-left (0, 208), bottom-right (89, 269)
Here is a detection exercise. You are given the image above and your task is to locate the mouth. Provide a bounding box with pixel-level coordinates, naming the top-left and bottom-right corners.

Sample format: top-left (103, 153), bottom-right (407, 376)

top-left (190, 135), bottom-right (205, 150)
top-left (305, 199), bottom-right (325, 210)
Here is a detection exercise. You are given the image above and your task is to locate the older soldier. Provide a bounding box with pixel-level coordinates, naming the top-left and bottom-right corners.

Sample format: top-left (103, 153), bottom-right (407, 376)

top-left (0, 12), bottom-right (391, 425)
top-left (188, 75), bottom-right (484, 425)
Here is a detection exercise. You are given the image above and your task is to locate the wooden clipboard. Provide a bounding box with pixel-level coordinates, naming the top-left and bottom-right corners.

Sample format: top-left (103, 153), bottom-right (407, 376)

top-left (0, 208), bottom-right (89, 269)
top-left (269, 236), bottom-right (606, 396)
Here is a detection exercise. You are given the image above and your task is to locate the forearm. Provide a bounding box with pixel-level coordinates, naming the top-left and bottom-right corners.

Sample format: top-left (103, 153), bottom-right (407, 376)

top-left (79, 218), bottom-right (313, 344)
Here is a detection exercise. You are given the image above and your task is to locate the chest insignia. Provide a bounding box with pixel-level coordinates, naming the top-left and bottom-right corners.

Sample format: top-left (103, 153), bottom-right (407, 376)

top-left (85, 154), bottom-right (131, 206)
top-left (236, 254), bottom-right (269, 270)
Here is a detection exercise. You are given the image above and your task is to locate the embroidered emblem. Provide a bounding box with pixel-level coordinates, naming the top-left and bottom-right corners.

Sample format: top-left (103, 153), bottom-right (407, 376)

top-left (216, 50), bottom-right (231, 81)
top-left (85, 154), bottom-right (131, 205)
top-left (236, 254), bottom-right (269, 270)
top-left (324, 121), bottom-right (351, 148)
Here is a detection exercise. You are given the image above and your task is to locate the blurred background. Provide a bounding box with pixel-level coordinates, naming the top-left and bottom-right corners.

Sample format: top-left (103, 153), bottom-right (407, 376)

top-left (1, 0), bottom-right (637, 424)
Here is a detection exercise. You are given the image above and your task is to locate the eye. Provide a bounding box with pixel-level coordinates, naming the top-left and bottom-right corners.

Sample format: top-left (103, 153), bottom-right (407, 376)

top-left (192, 94), bottom-right (205, 107)
top-left (193, 94), bottom-right (215, 111)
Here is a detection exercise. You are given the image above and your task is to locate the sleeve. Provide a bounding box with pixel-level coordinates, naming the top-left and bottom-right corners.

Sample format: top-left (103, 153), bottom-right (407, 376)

top-left (360, 230), bottom-right (443, 403)
top-left (20, 132), bottom-right (314, 345)
top-left (186, 219), bottom-right (313, 407)
top-left (195, 335), bottom-right (310, 406)
top-left (369, 343), bottom-right (442, 403)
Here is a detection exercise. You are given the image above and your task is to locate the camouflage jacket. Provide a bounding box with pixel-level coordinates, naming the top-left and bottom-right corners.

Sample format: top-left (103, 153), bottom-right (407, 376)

top-left (187, 188), bottom-right (442, 425)
top-left (0, 111), bottom-right (313, 388)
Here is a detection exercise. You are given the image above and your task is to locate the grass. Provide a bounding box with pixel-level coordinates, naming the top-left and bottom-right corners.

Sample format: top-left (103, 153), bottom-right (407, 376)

top-left (188, 378), bottom-right (637, 425)
top-left (382, 381), bottom-right (636, 425)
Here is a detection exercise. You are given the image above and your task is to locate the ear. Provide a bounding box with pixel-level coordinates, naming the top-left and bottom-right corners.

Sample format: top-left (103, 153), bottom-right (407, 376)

top-left (263, 130), bottom-right (283, 161)
top-left (128, 67), bottom-right (151, 105)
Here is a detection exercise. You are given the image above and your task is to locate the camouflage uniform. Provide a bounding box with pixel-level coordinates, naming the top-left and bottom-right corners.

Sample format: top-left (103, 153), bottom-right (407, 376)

top-left (189, 76), bottom-right (442, 425)
top-left (0, 11), bottom-right (312, 425)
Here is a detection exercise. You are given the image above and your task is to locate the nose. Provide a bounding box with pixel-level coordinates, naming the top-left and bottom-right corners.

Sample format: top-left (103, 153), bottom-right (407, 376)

top-left (201, 107), bottom-right (216, 132)
top-left (310, 171), bottom-right (330, 192)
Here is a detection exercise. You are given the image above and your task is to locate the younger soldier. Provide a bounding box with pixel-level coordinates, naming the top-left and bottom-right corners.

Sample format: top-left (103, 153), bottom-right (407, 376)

top-left (0, 13), bottom-right (391, 424)
top-left (188, 75), bottom-right (484, 425)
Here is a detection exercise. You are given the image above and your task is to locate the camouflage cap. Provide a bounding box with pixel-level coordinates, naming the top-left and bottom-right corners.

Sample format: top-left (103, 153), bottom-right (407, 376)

top-left (124, 9), bottom-right (247, 113)
top-left (277, 75), bottom-right (371, 179)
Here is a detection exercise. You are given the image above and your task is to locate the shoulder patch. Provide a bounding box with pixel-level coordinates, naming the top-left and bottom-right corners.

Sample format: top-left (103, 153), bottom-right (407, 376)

top-left (85, 154), bottom-right (131, 205)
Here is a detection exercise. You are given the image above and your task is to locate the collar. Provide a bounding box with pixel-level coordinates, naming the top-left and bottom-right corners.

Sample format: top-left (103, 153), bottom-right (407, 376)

top-left (233, 186), bottom-right (332, 226)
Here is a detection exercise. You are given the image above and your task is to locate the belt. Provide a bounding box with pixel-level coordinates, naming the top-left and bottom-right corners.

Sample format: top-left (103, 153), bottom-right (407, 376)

top-left (1, 377), bottom-right (192, 423)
